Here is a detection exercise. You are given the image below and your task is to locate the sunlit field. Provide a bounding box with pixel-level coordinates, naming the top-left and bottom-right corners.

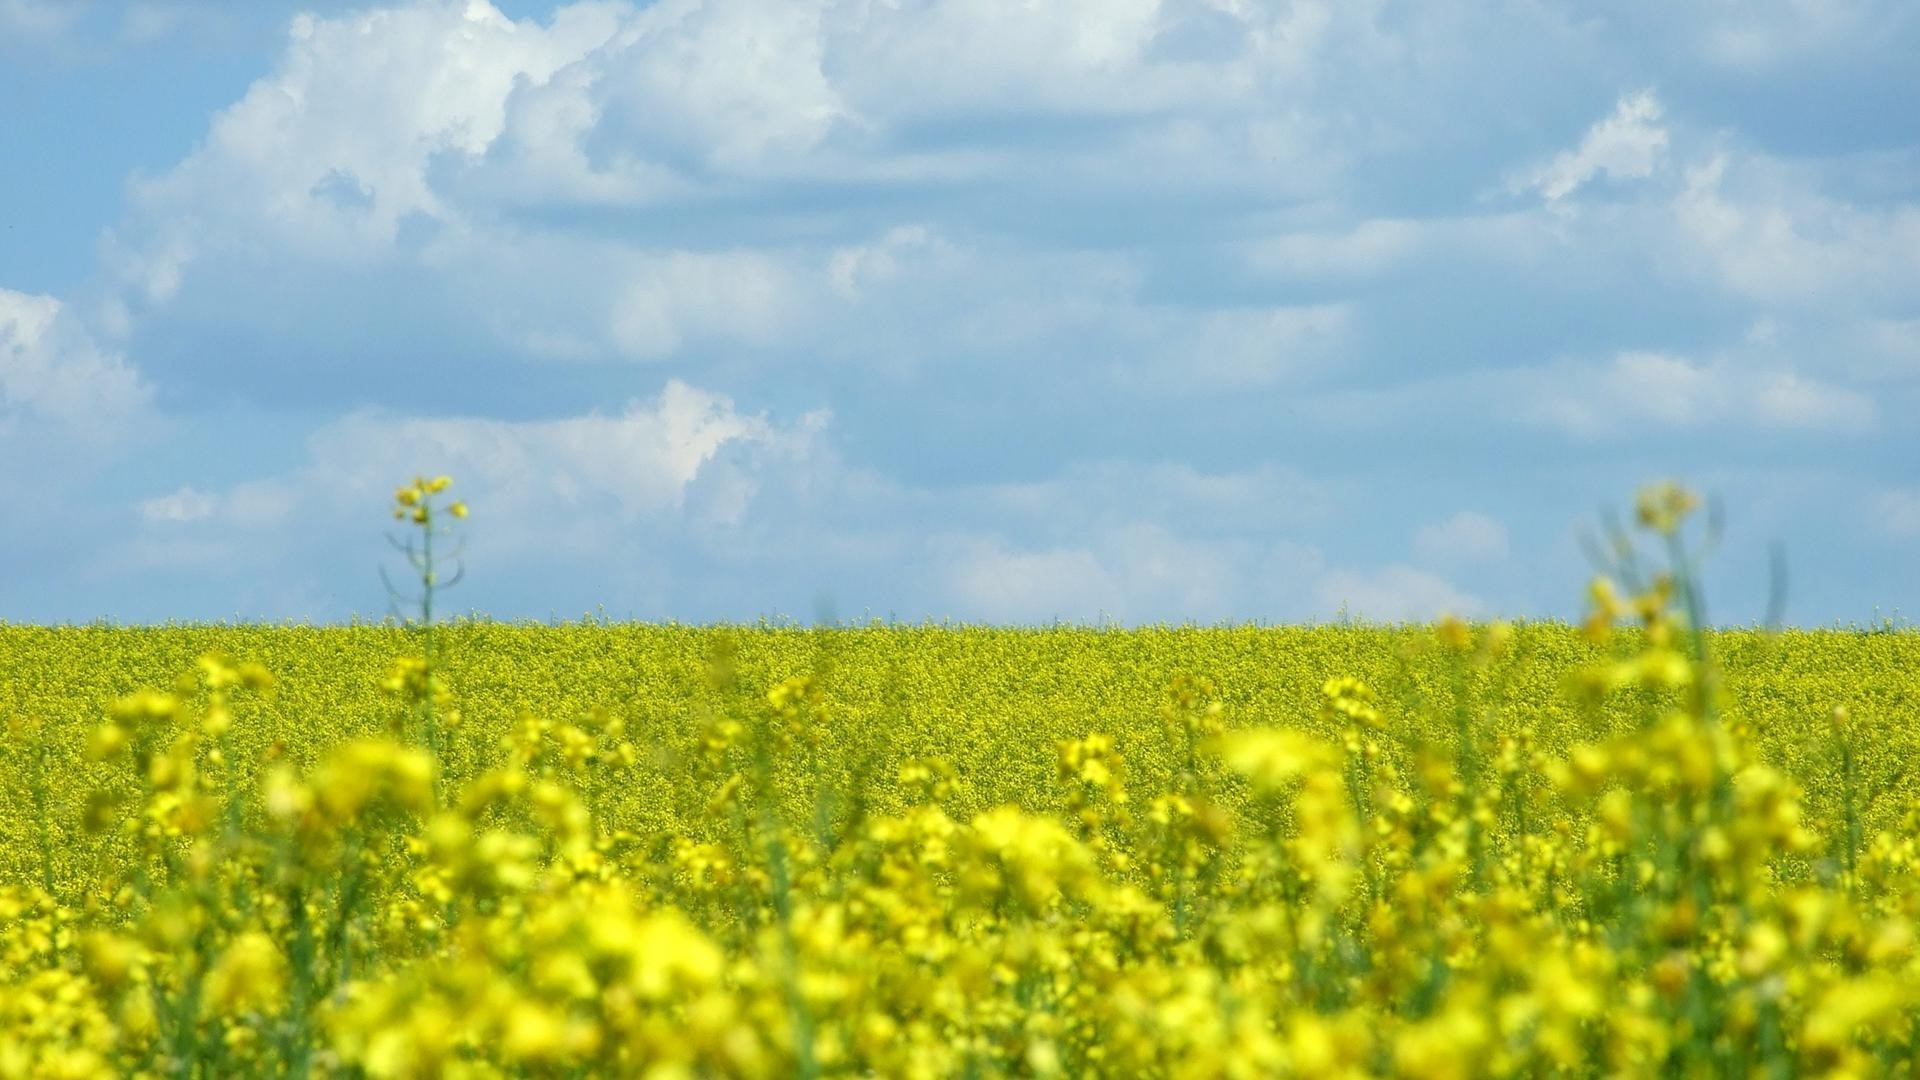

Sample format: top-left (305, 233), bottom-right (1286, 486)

top-left (4, 478), bottom-right (1919, 1077)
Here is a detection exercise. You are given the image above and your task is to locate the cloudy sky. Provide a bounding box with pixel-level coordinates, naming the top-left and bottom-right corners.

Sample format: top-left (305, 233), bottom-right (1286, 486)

top-left (2, 0), bottom-right (1916, 625)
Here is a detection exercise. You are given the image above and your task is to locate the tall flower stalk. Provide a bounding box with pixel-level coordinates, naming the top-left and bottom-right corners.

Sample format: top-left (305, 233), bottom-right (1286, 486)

top-left (381, 475), bottom-right (467, 778)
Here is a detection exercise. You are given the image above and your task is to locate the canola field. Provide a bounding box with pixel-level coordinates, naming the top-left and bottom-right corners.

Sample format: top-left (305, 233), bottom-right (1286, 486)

top-left (3, 478), bottom-right (1920, 1077)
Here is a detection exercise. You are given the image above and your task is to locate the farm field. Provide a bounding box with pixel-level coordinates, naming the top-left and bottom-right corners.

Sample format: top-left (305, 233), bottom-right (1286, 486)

top-left (10, 0), bottom-right (1920, 1072)
top-left (3, 482), bottom-right (1920, 1077)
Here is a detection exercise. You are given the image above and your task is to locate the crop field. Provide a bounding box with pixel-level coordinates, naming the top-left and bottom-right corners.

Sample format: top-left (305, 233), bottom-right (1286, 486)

top-left (3, 479), bottom-right (1920, 1077)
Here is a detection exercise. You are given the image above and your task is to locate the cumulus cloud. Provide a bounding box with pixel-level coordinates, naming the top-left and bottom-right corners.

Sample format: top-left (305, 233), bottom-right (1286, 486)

top-left (1522, 90), bottom-right (1668, 204)
top-left (1489, 89), bottom-right (1920, 326)
top-left (0, 288), bottom-right (151, 435)
top-left (13, 0), bottom-right (1919, 625)
top-left (595, 0), bottom-right (851, 170)
top-left (112, 0), bottom-right (1311, 267)
top-left (101, 378), bottom-right (847, 619)
top-left (823, 0), bottom-right (1226, 118)
top-left (93, 0), bottom-right (1406, 345)
top-left (126, 388), bottom-right (1360, 624)
top-left (115, 1), bottom-right (626, 286)
top-left (101, 0), bottom-right (1353, 376)
top-left (225, 380), bottom-right (817, 532)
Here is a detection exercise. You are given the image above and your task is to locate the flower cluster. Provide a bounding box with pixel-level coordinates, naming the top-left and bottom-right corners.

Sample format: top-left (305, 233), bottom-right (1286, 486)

top-left (391, 476), bottom-right (466, 525)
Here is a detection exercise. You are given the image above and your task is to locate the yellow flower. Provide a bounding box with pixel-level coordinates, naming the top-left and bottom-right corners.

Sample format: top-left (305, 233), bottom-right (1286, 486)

top-left (80, 932), bottom-right (144, 990)
top-left (1634, 480), bottom-right (1699, 535)
top-left (1215, 728), bottom-right (1336, 792)
top-left (86, 724), bottom-right (129, 760)
top-left (202, 931), bottom-right (286, 1016)
top-left (1802, 978), bottom-right (1909, 1056)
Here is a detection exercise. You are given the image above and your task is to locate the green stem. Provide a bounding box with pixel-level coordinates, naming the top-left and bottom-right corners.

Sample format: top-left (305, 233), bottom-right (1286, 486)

top-left (752, 731), bottom-right (819, 1080)
top-left (31, 734), bottom-right (56, 902)
top-left (764, 804), bottom-right (820, 1079)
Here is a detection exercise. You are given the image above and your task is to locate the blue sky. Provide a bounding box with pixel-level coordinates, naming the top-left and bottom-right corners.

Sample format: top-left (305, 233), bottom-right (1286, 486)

top-left (1, 0), bottom-right (1916, 626)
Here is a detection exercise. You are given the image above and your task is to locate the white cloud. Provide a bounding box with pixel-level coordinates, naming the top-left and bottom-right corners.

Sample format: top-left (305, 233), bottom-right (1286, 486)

top-left (142, 379), bottom-right (829, 545)
top-left (1490, 98), bottom-right (1920, 342)
top-left (608, 250), bottom-right (808, 360)
top-left (318, 380), bottom-right (827, 534)
top-left (1524, 350), bottom-right (1876, 436)
top-left (828, 225), bottom-right (953, 300)
top-left (945, 541), bottom-right (1121, 623)
top-left (1413, 511), bottom-right (1509, 564)
top-left (112, 0), bottom-right (1274, 276)
top-left (105, 0), bottom-right (1355, 294)
top-left (596, 0), bottom-right (850, 170)
top-left (97, 0), bottom-right (1630, 393)
top-left (1523, 89), bottom-right (1667, 204)
top-left (1673, 153), bottom-right (1920, 306)
top-left (115, 385), bottom-right (1345, 623)
top-left (118, 0), bottom-right (626, 280)
top-left (108, 378), bottom-right (840, 619)
top-left (103, 0), bottom-right (1343, 372)
top-left (825, 0), bottom-right (1262, 118)
top-left (11, 0), bottom-right (1917, 626)
top-left (1316, 564), bottom-right (1483, 623)
top-left (482, 60), bottom-right (694, 208)
top-left (0, 288), bottom-right (151, 434)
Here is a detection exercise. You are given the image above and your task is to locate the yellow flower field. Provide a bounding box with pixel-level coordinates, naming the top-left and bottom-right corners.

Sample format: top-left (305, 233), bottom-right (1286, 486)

top-left (2, 479), bottom-right (1918, 1077)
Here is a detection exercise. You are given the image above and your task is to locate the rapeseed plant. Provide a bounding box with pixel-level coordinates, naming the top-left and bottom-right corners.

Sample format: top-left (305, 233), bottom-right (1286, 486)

top-left (0, 477), bottom-right (1917, 1075)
